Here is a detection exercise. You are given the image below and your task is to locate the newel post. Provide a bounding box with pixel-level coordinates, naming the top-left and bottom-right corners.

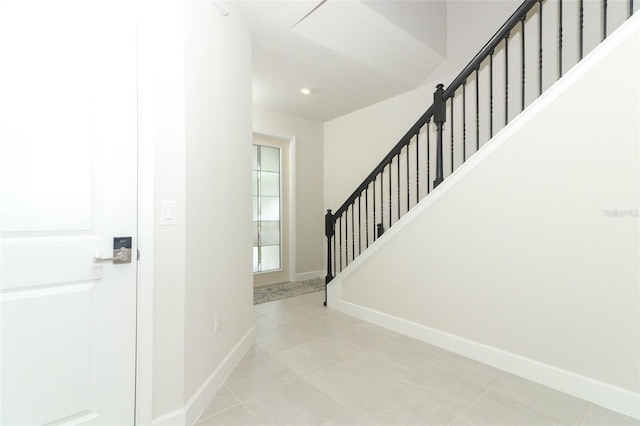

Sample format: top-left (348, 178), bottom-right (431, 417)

top-left (324, 209), bottom-right (335, 306)
top-left (433, 83), bottom-right (446, 188)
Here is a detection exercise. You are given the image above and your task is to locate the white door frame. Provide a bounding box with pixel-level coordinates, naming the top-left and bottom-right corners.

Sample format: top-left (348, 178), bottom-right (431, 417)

top-left (134, 6), bottom-right (156, 423)
top-left (135, 101), bottom-right (155, 424)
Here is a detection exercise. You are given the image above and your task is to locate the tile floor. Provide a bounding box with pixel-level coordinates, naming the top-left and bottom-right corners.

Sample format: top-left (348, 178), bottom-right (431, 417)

top-left (196, 291), bottom-right (639, 426)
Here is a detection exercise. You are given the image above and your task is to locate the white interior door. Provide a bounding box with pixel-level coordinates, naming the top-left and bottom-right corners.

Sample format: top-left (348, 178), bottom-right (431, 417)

top-left (0, 1), bottom-right (138, 424)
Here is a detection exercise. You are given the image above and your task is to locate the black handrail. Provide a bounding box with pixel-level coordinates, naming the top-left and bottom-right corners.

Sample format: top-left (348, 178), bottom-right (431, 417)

top-left (442, 0), bottom-right (539, 101)
top-left (324, 0), bottom-right (636, 304)
top-left (333, 105), bottom-right (434, 218)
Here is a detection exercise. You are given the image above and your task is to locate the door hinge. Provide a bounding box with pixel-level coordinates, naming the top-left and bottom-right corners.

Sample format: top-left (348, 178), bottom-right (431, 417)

top-left (137, 249), bottom-right (140, 261)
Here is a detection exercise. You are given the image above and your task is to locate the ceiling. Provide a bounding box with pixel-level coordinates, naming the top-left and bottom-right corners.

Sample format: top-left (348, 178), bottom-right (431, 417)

top-left (237, 0), bottom-right (448, 122)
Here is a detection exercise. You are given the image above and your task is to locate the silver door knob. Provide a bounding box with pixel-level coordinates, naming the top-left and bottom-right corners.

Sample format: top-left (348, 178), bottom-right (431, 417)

top-left (93, 248), bottom-right (131, 264)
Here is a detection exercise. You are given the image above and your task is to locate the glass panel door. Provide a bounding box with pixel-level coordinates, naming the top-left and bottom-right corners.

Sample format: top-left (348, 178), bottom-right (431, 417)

top-left (253, 144), bottom-right (281, 272)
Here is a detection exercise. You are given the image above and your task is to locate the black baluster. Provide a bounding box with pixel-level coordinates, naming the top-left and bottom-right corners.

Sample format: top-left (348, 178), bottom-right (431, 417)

top-left (463, 80), bottom-right (467, 161)
top-left (490, 51), bottom-right (494, 137)
top-left (338, 216), bottom-right (342, 272)
top-left (351, 203), bottom-right (355, 263)
top-left (373, 176), bottom-right (376, 241)
top-left (559, 0), bottom-right (563, 78)
top-left (388, 162), bottom-right (392, 229)
top-left (579, 0), bottom-right (584, 59)
top-left (358, 194), bottom-right (361, 255)
top-left (380, 170), bottom-right (384, 230)
top-left (365, 187), bottom-right (369, 248)
top-left (521, 16), bottom-right (526, 111)
top-left (332, 231), bottom-right (336, 277)
top-left (630, 0), bottom-right (634, 17)
top-left (427, 119), bottom-right (431, 194)
top-left (539, 0), bottom-right (543, 96)
top-left (475, 67), bottom-right (480, 151)
top-left (433, 84), bottom-right (446, 188)
top-left (398, 153), bottom-right (402, 220)
top-left (450, 95), bottom-right (454, 175)
top-left (505, 32), bottom-right (510, 126)
top-left (345, 210), bottom-right (349, 266)
top-left (405, 147), bottom-right (409, 214)
top-left (416, 132), bottom-right (419, 204)
top-left (603, 0), bottom-right (608, 40)
top-left (325, 209), bottom-right (334, 293)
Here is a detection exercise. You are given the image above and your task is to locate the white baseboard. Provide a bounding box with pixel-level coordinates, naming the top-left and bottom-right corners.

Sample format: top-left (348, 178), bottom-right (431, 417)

top-left (152, 327), bottom-right (256, 426)
top-left (294, 270), bottom-right (324, 282)
top-left (328, 286), bottom-right (640, 420)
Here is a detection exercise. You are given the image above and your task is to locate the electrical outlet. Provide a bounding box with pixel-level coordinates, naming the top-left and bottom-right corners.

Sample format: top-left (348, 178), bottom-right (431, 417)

top-left (215, 311), bottom-right (221, 333)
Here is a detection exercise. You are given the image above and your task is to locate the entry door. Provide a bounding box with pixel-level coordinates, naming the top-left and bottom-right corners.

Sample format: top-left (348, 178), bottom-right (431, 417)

top-left (0, 0), bottom-right (138, 424)
top-left (253, 134), bottom-right (291, 287)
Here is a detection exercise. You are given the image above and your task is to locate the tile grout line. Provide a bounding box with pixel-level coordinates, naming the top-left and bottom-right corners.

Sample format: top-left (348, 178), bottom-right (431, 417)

top-left (194, 384), bottom-right (243, 424)
top-left (451, 370), bottom-right (503, 424)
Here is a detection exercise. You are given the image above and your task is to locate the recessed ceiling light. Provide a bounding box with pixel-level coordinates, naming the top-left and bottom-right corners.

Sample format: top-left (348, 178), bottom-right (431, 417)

top-left (300, 88), bottom-right (311, 95)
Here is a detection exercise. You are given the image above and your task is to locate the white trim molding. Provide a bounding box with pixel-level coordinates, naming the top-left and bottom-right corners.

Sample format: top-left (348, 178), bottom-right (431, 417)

top-left (294, 270), bottom-right (324, 282)
top-left (151, 327), bottom-right (255, 426)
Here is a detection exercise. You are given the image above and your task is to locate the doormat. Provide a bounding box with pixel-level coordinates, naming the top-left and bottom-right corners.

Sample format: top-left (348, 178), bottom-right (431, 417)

top-left (254, 277), bottom-right (324, 305)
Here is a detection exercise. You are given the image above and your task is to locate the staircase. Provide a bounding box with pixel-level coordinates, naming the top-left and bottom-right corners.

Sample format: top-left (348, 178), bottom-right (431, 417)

top-left (324, 0), bottom-right (638, 300)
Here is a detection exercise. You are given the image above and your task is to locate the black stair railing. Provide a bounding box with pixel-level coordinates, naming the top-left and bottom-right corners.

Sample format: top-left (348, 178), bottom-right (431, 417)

top-left (324, 0), bottom-right (637, 306)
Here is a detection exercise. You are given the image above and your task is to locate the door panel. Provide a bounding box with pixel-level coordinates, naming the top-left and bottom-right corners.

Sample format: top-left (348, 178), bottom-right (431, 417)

top-left (253, 135), bottom-right (291, 287)
top-left (0, 0), bottom-right (138, 424)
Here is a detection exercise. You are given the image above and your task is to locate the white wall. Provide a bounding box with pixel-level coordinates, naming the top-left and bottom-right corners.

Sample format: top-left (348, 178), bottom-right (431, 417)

top-left (146, 0), bottom-right (254, 423)
top-left (329, 18), bottom-right (640, 418)
top-left (439, 0), bottom-right (521, 79)
top-left (146, 0), bottom-right (187, 418)
top-left (183, 0), bottom-right (254, 423)
top-left (254, 107), bottom-right (324, 279)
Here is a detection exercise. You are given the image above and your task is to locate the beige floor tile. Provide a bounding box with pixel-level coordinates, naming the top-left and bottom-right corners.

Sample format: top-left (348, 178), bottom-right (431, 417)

top-left (265, 305), bottom-right (328, 326)
top-left (324, 310), bottom-right (363, 329)
top-left (292, 291), bottom-right (326, 305)
top-left (273, 339), bottom-right (344, 376)
top-left (304, 358), bottom-right (395, 405)
top-left (386, 334), bottom-right (449, 359)
top-left (196, 404), bottom-right (263, 425)
top-left (244, 379), bottom-right (343, 426)
top-left (253, 297), bottom-right (306, 315)
top-left (286, 317), bottom-right (341, 340)
top-left (583, 404), bottom-right (640, 426)
top-left (347, 342), bottom-right (430, 380)
top-left (319, 409), bottom-right (372, 426)
top-left (196, 385), bottom-right (241, 423)
top-left (372, 398), bottom-right (456, 426)
top-left (347, 322), bottom-right (402, 344)
top-left (346, 383), bottom-right (421, 421)
top-left (429, 352), bottom-right (504, 388)
top-left (255, 315), bottom-right (284, 334)
top-left (448, 418), bottom-right (473, 426)
top-left (255, 327), bottom-right (309, 354)
top-left (396, 364), bottom-right (488, 415)
top-left (224, 355), bottom-right (298, 401)
top-left (214, 294), bottom-right (614, 426)
top-left (490, 374), bottom-right (590, 425)
top-left (315, 327), bottom-right (380, 357)
top-left (238, 345), bottom-right (270, 365)
top-left (460, 390), bottom-right (559, 426)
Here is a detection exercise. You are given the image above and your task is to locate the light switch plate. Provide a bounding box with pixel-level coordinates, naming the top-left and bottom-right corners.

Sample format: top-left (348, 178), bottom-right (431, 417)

top-left (160, 200), bottom-right (178, 226)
